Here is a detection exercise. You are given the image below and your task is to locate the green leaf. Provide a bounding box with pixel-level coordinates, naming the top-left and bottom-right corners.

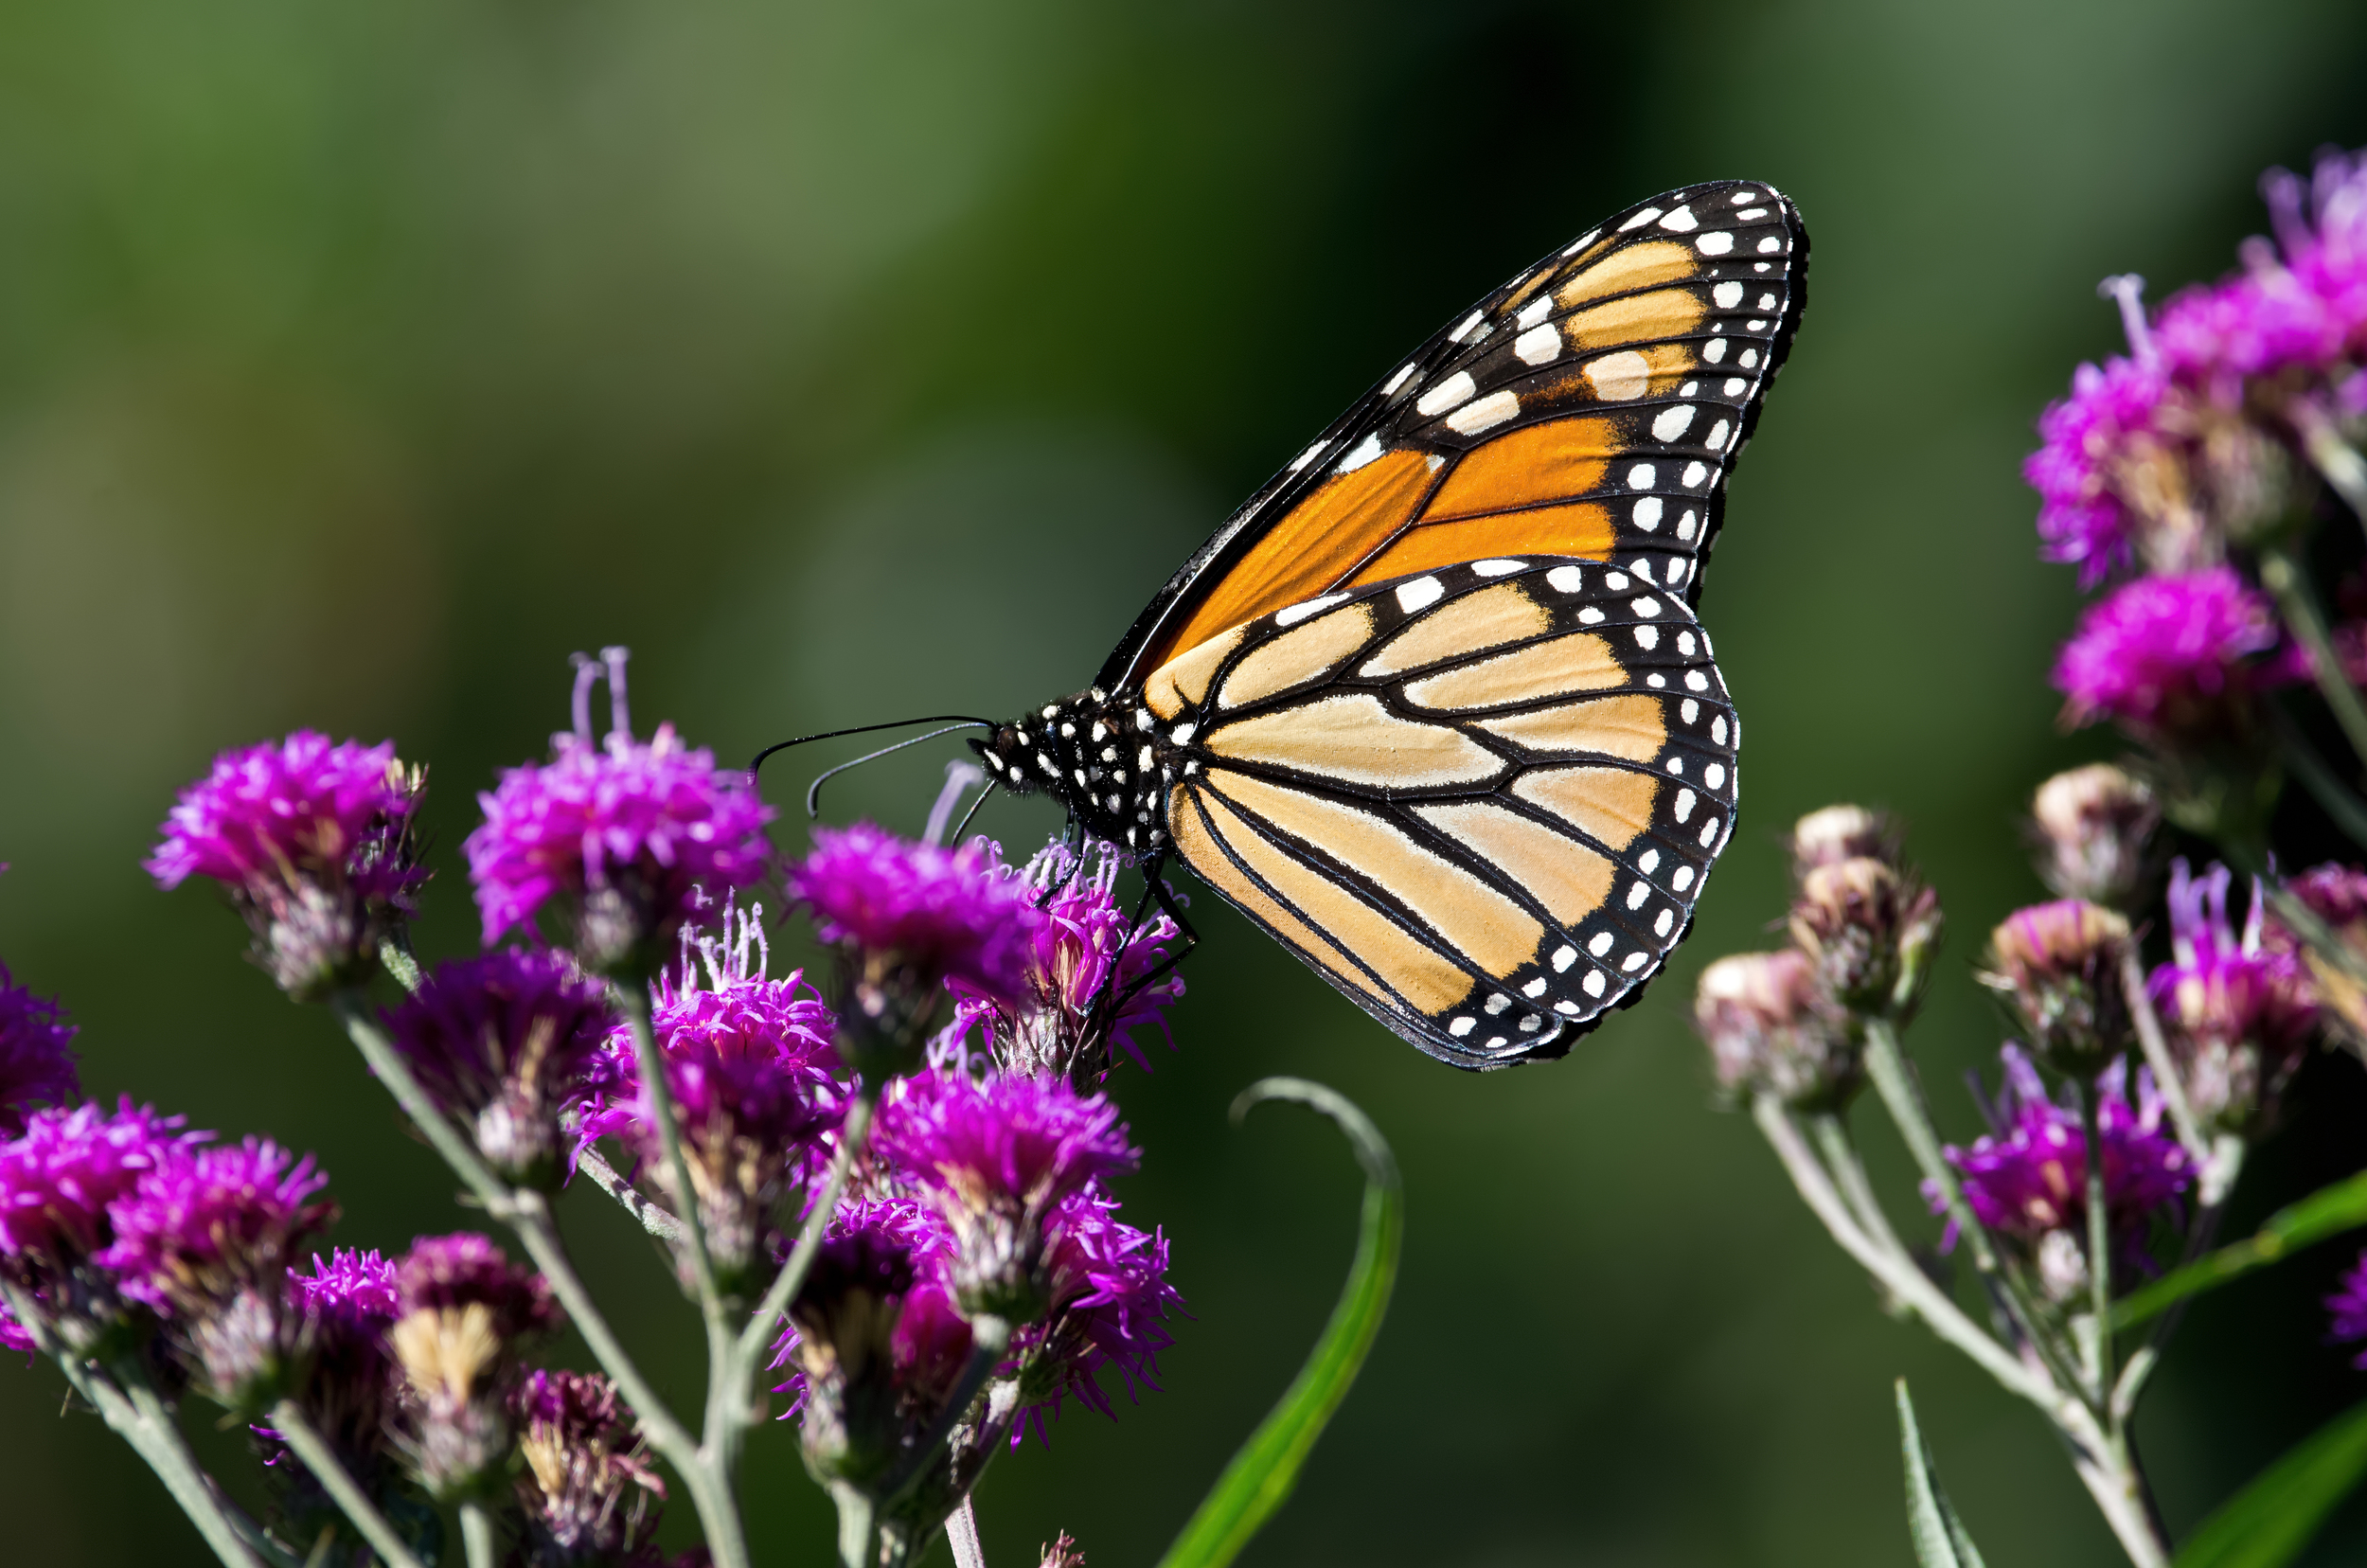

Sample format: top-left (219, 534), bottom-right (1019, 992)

top-left (1155, 1078), bottom-right (1403, 1568)
top-left (1895, 1380), bottom-right (1988, 1568)
top-left (2116, 1168), bottom-right (2367, 1331)
top-left (2175, 1400), bottom-right (2367, 1568)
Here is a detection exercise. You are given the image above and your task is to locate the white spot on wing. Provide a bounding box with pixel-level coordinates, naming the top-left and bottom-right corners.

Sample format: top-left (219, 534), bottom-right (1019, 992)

top-left (1446, 390), bottom-right (1521, 435)
top-left (1415, 371), bottom-right (1476, 418)
top-left (1628, 462), bottom-right (1656, 489)
top-left (1584, 350), bottom-right (1651, 401)
top-left (1290, 440), bottom-right (1326, 472)
top-left (1620, 206), bottom-right (1664, 231)
top-left (1396, 576), bottom-right (1446, 613)
top-left (1712, 281), bottom-right (1744, 309)
top-left (1657, 205), bottom-right (1698, 232)
top-left (1697, 232), bottom-right (1735, 256)
top-left (1382, 363), bottom-right (1418, 396)
top-left (1682, 461), bottom-right (1708, 487)
top-left (1651, 404), bottom-right (1696, 442)
top-left (1451, 310), bottom-right (1487, 341)
top-left (1546, 565), bottom-right (1583, 593)
top-left (1561, 227), bottom-right (1601, 256)
top-left (1516, 294), bottom-right (1556, 330)
top-left (1513, 323), bottom-right (1561, 365)
top-left (1583, 971), bottom-right (1608, 998)
top-left (1702, 338), bottom-right (1727, 364)
top-left (1632, 496), bottom-right (1664, 531)
top-left (1336, 433), bottom-right (1385, 473)
top-left (1471, 558), bottom-right (1526, 576)
top-left (1449, 1016), bottom-right (1476, 1038)
top-left (1273, 596), bottom-right (1348, 628)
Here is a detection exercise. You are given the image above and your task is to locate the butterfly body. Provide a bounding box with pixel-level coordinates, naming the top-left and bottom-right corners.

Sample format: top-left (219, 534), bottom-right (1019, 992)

top-left (969, 180), bottom-right (1804, 1069)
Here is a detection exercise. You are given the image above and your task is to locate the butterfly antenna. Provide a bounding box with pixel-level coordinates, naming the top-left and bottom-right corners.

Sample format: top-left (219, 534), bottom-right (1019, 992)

top-left (803, 723), bottom-right (991, 819)
top-left (949, 778), bottom-right (999, 844)
top-left (748, 715), bottom-right (999, 784)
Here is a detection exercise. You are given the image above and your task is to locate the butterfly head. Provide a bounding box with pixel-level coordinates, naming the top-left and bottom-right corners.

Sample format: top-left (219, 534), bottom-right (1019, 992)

top-left (971, 687), bottom-right (1176, 854)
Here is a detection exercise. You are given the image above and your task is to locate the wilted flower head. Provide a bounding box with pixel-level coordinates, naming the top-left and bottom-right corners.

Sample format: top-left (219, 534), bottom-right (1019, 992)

top-left (1789, 854), bottom-right (1943, 1018)
top-left (2053, 567), bottom-right (2281, 743)
top-left (97, 1137), bottom-right (336, 1409)
top-left (1934, 1047), bottom-right (2193, 1300)
top-left (1692, 951), bottom-right (1855, 1108)
top-left (874, 1069), bottom-right (1138, 1323)
top-left (512, 1369), bottom-right (665, 1562)
top-left (1009, 1189), bottom-right (1184, 1450)
top-left (148, 732), bottom-right (426, 999)
top-left (2148, 859), bottom-right (2319, 1133)
top-left (389, 1232), bottom-right (559, 1501)
top-left (938, 840), bottom-right (1185, 1084)
top-left (2029, 764), bottom-right (2160, 908)
top-left (1978, 900), bottom-right (2133, 1071)
top-left (0, 965), bottom-right (80, 1140)
top-left (1789, 806), bottom-right (1893, 878)
top-left (2329, 1250), bottom-right (2367, 1369)
top-left (466, 649), bottom-right (774, 975)
top-left (383, 950), bottom-right (615, 1186)
top-left (577, 902), bottom-right (844, 1296)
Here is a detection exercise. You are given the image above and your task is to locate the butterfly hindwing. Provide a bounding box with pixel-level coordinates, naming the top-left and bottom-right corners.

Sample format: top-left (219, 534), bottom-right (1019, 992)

top-left (1102, 180), bottom-right (1806, 691)
top-left (1151, 557), bottom-right (1739, 1068)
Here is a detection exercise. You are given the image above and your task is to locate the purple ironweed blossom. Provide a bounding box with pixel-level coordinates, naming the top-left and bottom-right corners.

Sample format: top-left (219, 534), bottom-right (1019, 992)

top-left (253, 1250), bottom-right (405, 1525)
top-left (1692, 950), bottom-right (1856, 1109)
top-left (383, 949), bottom-right (615, 1186)
top-left (0, 964), bottom-right (79, 1139)
top-left (0, 1100), bottom-right (190, 1356)
top-left (2329, 1250), bottom-right (2367, 1368)
top-left (2267, 861), bottom-right (2367, 1049)
top-left (1008, 1187), bottom-right (1183, 1450)
top-left (577, 901), bottom-right (845, 1295)
top-left (149, 732), bottom-right (427, 999)
top-left (1977, 900), bottom-right (2134, 1071)
top-left (2026, 354), bottom-right (2173, 586)
top-left (936, 840), bottom-right (1185, 1085)
top-left (512, 1368), bottom-right (666, 1562)
top-left (96, 1137), bottom-right (336, 1409)
top-left (873, 1067), bottom-right (1138, 1321)
top-left (2148, 859), bottom-right (2320, 1132)
top-left (466, 649), bottom-right (774, 975)
top-left (2052, 566), bottom-right (2283, 741)
top-left (1932, 1046), bottom-right (2193, 1301)
top-left (388, 1232), bottom-right (560, 1501)
top-left (2029, 763), bottom-right (2160, 908)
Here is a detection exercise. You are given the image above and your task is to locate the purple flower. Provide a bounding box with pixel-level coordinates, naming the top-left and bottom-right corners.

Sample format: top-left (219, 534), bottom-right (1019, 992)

top-left (97, 1137), bottom-right (336, 1408)
top-left (388, 1233), bottom-right (560, 1499)
top-left (2149, 860), bottom-right (2319, 1131)
top-left (98, 1138), bottom-right (335, 1316)
top-left (576, 903), bottom-right (845, 1292)
top-left (1933, 1046), bottom-right (2192, 1296)
top-left (512, 1369), bottom-right (666, 1558)
top-left (291, 1247), bottom-right (400, 1325)
top-left (873, 1068), bottom-right (1138, 1320)
top-left (2052, 567), bottom-right (2282, 739)
top-left (0, 1099), bottom-right (189, 1266)
top-left (937, 840), bottom-right (1185, 1084)
top-left (2026, 355), bottom-right (2170, 587)
top-left (2329, 1250), bottom-right (2367, 1368)
top-left (0, 966), bottom-right (79, 1140)
top-left (149, 732), bottom-right (427, 997)
top-left (1009, 1188), bottom-right (1184, 1450)
top-left (789, 825), bottom-right (1041, 1003)
top-left (0, 1293), bottom-right (31, 1357)
top-left (393, 1232), bottom-right (558, 1340)
top-left (465, 650), bottom-right (774, 972)
top-left (383, 949), bottom-right (616, 1185)
top-left (2281, 861), bottom-right (2367, 929)
top-left (262, 1251), bottom-right (403, 1478)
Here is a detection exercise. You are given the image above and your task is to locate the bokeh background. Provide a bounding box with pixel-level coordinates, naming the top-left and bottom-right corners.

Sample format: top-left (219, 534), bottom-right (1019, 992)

top-left (6, 0), bottom-right (2367, 1561)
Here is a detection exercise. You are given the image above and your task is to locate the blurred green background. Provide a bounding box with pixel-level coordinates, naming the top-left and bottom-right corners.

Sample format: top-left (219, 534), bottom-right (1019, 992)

top-left (5, 0), bottom-right (2367, 1561)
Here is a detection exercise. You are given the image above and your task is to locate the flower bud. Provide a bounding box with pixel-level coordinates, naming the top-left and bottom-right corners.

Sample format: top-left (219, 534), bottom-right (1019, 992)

top-left (1692, 952), bottom-right (1857, 1109)
top-left (1789, 806), bottom-right (1892, 879)
top-left (2029, 764), bottom-right (2159, 907)
top-left (1789, 857), bottom-right (1942, 1017)
top-left (2269, 863), bottom-right (2367, 1051)
top-left (388, 1234), bottom-right (560, 1502)
top-left (1977, 900), bottom-right (2133, 1071)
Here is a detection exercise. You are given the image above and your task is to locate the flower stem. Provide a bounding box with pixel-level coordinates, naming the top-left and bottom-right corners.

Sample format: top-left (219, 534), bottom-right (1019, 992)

top-left (615, 983), bottom-right (724, 1322)
top-left (877, 1314), bottom-right (1013, 1511)
top-left (2119, 949), bottom-right (2211, 1169)
top-left (459, 1502), bottom-right (497, 1568)
top-left (946, 1497), bottom-right (988, 1568)
top-left (575, 1146), bottom-right (688, 1245)
top-left (331, 995), bottom-right (511, 1213)
top-left (268, 1402), bottom-right (429, 1568)
top-left (2080, 1086), bottom-right (2116, 1409)
top-left (2259, 544), bottom-right (2367, 768)
top-left (2289, 399), bottom-right (2367, 526)
top-left (1859, 1019), bottom-right (2064, 1375)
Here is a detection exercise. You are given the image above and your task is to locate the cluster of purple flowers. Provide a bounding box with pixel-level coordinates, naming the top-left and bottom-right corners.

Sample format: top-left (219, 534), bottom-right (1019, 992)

top-left (2033, 150), bottom-right (2367, 741)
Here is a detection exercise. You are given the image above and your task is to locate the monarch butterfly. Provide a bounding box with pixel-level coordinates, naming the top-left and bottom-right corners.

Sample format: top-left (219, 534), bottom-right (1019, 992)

top-left (953, 182), bottom-right (1802, 1068)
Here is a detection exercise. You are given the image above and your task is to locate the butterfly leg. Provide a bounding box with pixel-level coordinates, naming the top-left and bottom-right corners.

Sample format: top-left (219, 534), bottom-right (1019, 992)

top-left (1108, 850), bottom-right (1199, 1010)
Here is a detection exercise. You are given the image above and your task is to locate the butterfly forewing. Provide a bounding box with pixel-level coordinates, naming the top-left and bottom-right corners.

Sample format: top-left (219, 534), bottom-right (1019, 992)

top-left (1150, 557), bottom-right (1738, 1068)
top-left (1102, 181), bottom-right (1806, 691)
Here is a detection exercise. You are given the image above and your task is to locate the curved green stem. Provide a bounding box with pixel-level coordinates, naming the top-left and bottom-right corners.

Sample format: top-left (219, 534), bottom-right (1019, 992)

top-left (615, 985), bottom-right (723, 1321)
top-left (269, 1402), bottom-right (429, 1568)
top-left (2259, 545), bottom-right (2367, 767)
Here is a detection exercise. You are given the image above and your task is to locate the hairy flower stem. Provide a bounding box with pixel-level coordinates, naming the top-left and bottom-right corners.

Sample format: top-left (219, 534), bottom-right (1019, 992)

top-left (2081, 1090), bottom-right (2116, 1406)
top-left (0, 1283), bottom-right (282, 1568)
top-left (1860, 1019), bottom-right (2068, 1381)
top-left (270, 1402), bottom-right (429, 1568)
top-left (946, 1497), bottom-right (988, 1568)
top-left (329, 995), bottom-right (753, 1568)
top-left (615, 984), bottom-right (725, 1325)
top-left (576, 1146), bottom-right (689, 1244)
top-left (2119, 949), bottom-right (2211, 1168)
top-left (2259, 545), bottom-right (2367, 767)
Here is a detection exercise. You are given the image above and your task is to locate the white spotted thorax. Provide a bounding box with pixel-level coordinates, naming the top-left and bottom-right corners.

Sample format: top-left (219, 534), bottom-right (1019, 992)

top-left (970, 179), bottom-right (1796, 1069)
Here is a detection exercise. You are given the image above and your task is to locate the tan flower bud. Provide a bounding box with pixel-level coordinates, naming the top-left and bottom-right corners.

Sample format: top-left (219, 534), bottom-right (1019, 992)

top-left (1977, 900), bottom-right (2133, 1069)
top-left (1693, 951), bottom-right (1858, 1109)
top-left (2029, 763), bottom-right (2159, 907)
top-left (1789, 806), bottom-right (1893, 879)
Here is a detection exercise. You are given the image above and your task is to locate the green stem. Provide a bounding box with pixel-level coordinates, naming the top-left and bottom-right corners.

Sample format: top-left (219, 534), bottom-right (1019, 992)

top-left (1807, 1113), bottom-right (1911, 1258)
top-left (834, 1483), bottom-right (880, 1568)
top-left (945, 1497), bottom-right (988, 1568)
top-left (2260, 545), bottom-right (2367, 767)
top-left (2118, 949), bottom-right (2211, 1169)
top-left (2290, 399), bottom-right (2367, 525)
top-left (2081, 1086), bottom-right (2116, 1410)
top-left (269, 1402), bottom-right (429, 1568)
top-left (331, 996), bottom-right (512, 1214)
top-left (460, 1502), bottom-right (497, 1568)
top-left (876, 1316), bottom-right (1012, 1510)
top-left (615, 984), bottom-right (723, 1321)
top-left (574, 1146), bottom-right (688, 1245)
